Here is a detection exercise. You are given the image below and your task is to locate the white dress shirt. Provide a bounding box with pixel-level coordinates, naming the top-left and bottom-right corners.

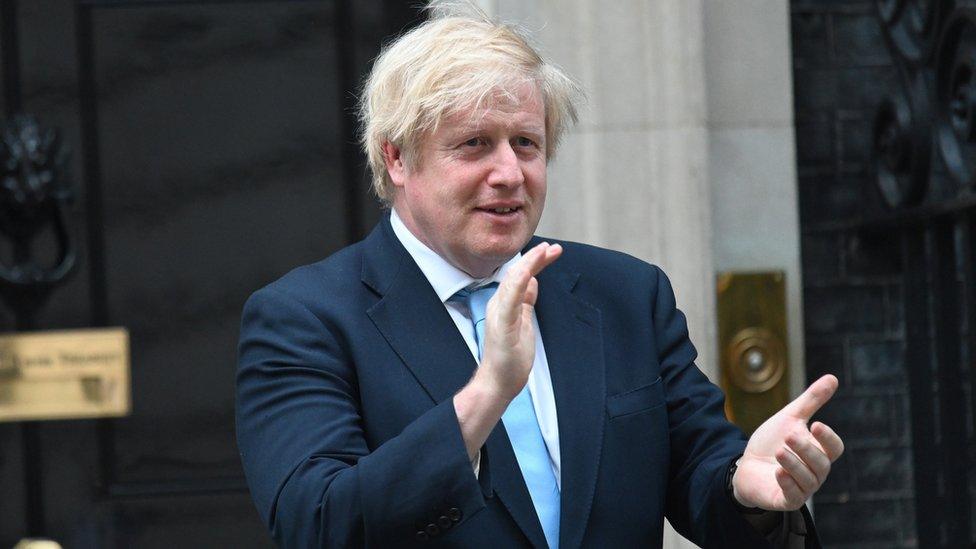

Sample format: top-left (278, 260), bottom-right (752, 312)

top-left (390, 209), bottom-right (561, 487)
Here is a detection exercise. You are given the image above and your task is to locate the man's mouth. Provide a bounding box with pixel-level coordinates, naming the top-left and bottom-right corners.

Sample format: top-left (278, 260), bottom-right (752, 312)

top-left (476, 202), bottom-right (523, 216)
top-left (478, 206), bottom-right (521, 214)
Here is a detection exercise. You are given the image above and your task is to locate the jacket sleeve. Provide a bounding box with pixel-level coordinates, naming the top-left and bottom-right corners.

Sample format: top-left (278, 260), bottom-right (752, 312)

top-left (235, 286), bottom-right (486, 548)
top-left (651, 266), bottom-right (786, 548)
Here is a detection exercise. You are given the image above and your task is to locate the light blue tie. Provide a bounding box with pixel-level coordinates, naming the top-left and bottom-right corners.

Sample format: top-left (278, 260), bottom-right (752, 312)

top-left (455, 283), bottom-right (560, 549)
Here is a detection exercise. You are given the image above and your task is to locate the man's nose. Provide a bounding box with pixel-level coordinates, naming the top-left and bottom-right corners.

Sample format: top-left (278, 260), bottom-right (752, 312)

top-left (486, 143), bottom-right (525, 187)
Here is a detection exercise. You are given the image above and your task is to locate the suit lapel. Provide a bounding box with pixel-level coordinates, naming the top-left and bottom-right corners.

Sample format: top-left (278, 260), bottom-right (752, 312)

top-left (362, 218), bottom-right (548, 547)
top-left (362, 221), bottom-right (603, 548)
top-left (535, 265), bottom-right (606, 549)
top-left (363, 217), bottom-right (476, 405)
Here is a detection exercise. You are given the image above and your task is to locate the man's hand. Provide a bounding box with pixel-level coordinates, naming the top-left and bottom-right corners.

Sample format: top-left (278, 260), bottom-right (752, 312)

top-left (732, 374), bottom-right (845, 511)
top-left (478, 242), bottom-right (563, 400)
top-left (453, 242), bottom-right (562, 460)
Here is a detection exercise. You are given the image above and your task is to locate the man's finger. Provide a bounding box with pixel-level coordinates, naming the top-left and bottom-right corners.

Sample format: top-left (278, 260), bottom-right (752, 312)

top-left (811, 422), bottom-right (845, 462)
top-left (785, 432), bottom-right (830, 484)
top-left (775, 466), bottom-right (806, 510)
top-left (515, 242), bottom-right (558, 276)
top-left (495, 243), bottom-right (562, 323)
top-left (524, 276), bottom-right (539, 307)
top-left (529, 243), bottom-right (562, 276)
top-left (494, 243), bottom-right (548, 324)
top-left (782, 374), bottom-right (839, 421)
top-left (775, 447), bottom-right (819, 493)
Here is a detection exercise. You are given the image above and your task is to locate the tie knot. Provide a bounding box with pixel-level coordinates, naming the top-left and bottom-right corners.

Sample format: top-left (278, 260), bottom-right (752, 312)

top-left (452, 282), bottom-right (498, 324)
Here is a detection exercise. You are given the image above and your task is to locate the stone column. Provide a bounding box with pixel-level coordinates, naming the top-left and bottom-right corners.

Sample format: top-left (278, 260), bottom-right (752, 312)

top-left (704, 0), bottom-right (806, 401)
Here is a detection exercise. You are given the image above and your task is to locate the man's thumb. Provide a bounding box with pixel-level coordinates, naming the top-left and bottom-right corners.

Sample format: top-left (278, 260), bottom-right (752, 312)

top-left (783, 374), bottom-right (839, 421)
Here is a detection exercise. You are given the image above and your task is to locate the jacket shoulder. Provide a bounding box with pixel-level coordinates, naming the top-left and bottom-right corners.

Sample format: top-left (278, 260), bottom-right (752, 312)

top-left (535, 237), bottom-right (663, 282)
top-left (248, 240), bottom-right (369, 311)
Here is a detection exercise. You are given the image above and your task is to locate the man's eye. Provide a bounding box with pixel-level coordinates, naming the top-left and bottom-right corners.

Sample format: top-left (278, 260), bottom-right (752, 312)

top-left (515, 136), bottom-right (537, 148)
top-left (462, 137), bottom-right (485, 147)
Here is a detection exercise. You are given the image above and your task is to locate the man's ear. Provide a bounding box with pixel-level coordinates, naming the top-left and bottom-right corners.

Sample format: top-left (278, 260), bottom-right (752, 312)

top-left (382, 141), bottom-right (407, 188)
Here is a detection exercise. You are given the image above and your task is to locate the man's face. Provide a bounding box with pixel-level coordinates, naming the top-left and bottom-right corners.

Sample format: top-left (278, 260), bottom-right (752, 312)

top-left (388, 84), bottom-right (547, 277)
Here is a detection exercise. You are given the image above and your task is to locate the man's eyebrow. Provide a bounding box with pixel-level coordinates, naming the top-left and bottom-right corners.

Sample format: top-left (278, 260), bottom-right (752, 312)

top-left (449, 122), bottom-right (546, 135)
top-left (512, 119), bottom-right (544, 130)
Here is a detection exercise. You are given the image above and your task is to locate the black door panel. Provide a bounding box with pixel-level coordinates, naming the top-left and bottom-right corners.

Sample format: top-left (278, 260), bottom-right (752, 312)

top-left (0, 1), bottom-right (419, 546)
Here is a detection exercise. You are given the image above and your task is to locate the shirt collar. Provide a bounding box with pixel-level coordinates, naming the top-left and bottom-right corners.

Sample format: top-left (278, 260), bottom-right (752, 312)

top-left (390, 208), bottom-right (520, 303)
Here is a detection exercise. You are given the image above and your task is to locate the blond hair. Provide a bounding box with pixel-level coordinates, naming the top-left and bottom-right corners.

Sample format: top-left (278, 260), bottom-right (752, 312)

top-left (358, 3), bottom-right (583, 205)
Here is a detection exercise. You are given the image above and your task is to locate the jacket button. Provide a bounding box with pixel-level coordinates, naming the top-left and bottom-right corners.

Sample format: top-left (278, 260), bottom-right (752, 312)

top-left (425, 523), bottom-right (440, 537)
top-left (448, 507), bottom-right (462, 522)
top-left (438, 515), bottom-right (452, 529)
top-left (415, 531), bottom-right (429, 541)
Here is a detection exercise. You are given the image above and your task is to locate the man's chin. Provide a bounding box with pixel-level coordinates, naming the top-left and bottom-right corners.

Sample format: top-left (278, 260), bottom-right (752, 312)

top-left (455, 243), bottom-right (525, 277)
top-left (482, 236), bottom-right (533, 261)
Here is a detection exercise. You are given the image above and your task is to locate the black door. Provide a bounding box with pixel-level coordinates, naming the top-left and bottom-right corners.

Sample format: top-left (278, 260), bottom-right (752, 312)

top-left (0, 1), bottom-right (419, 547)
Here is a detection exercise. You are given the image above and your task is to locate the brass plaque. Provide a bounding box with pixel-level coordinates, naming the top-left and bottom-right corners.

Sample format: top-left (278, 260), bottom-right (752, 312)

top-left (0, 328), bottom-right (130, 422)
top-left (717, 272), bottom-right (789, 434)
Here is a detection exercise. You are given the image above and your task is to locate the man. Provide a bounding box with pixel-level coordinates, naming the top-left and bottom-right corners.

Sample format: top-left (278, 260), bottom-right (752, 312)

top-left (236, 6), bottom-right (843, 548)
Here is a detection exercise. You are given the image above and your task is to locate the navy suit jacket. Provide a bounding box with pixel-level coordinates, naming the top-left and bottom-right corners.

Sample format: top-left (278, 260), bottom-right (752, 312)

top-left (236, 215), bottom-right (804, 548)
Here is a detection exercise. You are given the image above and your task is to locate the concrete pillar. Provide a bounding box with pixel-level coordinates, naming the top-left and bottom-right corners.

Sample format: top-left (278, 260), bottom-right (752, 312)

top-left (703, 0), bottom-right (806, 399)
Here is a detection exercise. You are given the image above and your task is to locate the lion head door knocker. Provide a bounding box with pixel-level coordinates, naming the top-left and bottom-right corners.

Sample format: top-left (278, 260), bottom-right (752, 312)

top-left (0, 115), bottom-right (76, 322)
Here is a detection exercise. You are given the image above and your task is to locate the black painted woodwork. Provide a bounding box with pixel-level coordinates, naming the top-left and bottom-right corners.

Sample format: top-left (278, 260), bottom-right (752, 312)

top-left (0, 1), bottom-right (420, 546)
top-left (792, 1), bottom-right (976, 547)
